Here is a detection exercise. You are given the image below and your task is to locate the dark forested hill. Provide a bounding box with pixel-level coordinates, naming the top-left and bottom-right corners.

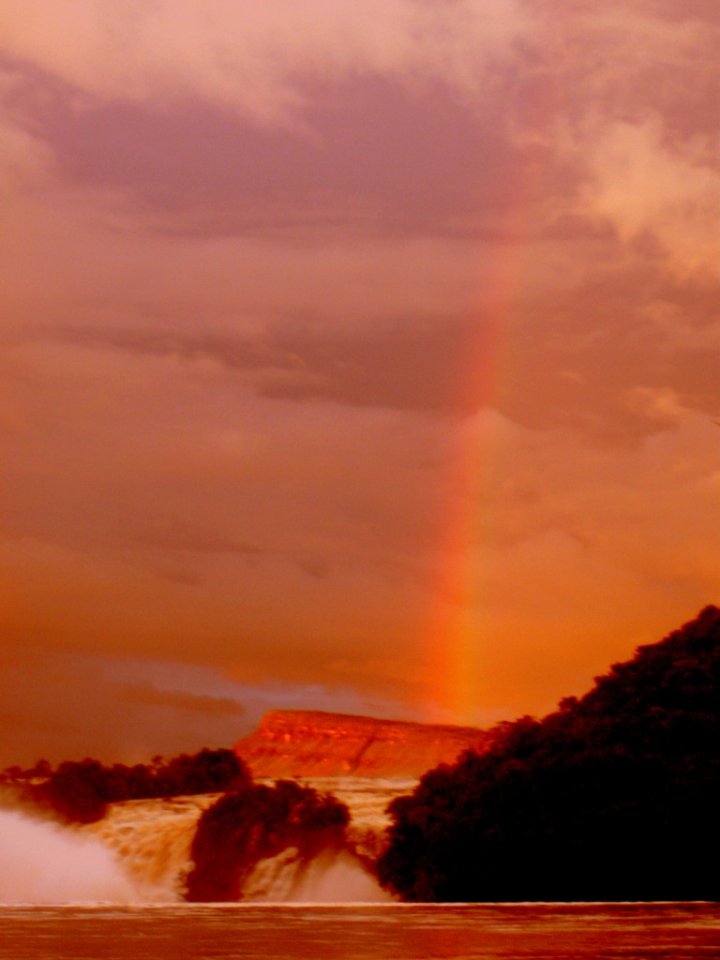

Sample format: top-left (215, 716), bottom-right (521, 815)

top-left (377, 606), bottom-right (720, 902)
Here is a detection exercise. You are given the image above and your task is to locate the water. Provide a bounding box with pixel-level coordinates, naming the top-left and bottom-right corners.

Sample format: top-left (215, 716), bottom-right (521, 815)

top-left (88, 776), bottom-right (414, 867)
top-left (1, 792), bottom-right (718, 958)
top-left (0, 903), bottom-right (717, 959)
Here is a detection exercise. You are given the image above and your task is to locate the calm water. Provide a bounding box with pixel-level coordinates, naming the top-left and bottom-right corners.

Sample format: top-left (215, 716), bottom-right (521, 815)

top-left (0, 903), bottom-right (718, 960)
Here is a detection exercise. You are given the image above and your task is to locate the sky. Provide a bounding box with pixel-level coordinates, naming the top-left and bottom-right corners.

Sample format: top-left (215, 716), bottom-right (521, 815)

top-left (2, 0), bottom-right (720, 767)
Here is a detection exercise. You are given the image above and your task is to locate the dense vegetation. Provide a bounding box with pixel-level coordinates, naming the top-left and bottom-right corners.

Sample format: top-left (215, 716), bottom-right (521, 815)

top-left (377, 606), bottom-right (720, 902)
top-left (184, 779), bottom-right (351, 901)
top-left (0, 748), bottom-right (250, 824)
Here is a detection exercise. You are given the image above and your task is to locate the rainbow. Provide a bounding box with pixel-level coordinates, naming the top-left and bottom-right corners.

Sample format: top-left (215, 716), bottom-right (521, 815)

top-left (425, 203), bottom-right (531, 724)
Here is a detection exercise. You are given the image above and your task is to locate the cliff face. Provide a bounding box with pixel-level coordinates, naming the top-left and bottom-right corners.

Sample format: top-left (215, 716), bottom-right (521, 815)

top-left (234, 710), bottom-right (491, 779)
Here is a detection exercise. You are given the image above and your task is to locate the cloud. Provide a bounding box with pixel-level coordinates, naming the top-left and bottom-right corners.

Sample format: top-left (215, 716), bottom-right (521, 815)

top-left (0, 0), bottom-right (533, 124)
top-left (575, 119), bottom-right (720, 279)
top-left (0, 646), bottom-right (250, 767)
top-left (0, 68), bottom-right (54, 192)
top-left (624, 386), bottom-right (691, 426)
top-left (23, 75), bottom-right (523, 241)
top-left (118, 684), bottom-right (247, 719)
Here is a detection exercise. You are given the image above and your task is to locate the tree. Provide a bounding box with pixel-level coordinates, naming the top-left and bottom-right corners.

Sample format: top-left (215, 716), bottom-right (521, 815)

top-left (185, 780), bottom-right (350, 901)
top-left (11, 747), bottom-right (252, 824)
top-left (378, 606), bottom-right (720, 902)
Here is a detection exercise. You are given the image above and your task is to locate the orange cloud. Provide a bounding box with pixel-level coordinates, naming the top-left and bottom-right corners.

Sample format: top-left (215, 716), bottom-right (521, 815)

top-left (576, 120), bottom-right (720, 279)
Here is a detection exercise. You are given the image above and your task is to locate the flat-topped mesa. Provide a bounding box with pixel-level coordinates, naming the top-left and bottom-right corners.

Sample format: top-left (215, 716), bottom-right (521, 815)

top-left (234, 709), bottom-right (491, 779)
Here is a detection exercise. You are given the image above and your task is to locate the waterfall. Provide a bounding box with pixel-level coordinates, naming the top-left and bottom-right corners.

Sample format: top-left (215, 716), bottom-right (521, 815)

top-left (242, 847), bottom-right (391, 902)
top-left (0, 777), bottom-right (410, 904)
top-left (89, 795), bottom-right (211, 893)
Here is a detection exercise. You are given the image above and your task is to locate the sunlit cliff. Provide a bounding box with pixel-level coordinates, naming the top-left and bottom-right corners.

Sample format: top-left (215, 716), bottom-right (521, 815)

top-left (233, 709), bottom-right (491, 778)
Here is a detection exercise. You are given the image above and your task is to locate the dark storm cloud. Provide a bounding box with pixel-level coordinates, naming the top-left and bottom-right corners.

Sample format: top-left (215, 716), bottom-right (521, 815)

top-left (0, 644), bottom-right (251, 767)
top-left (18, 68), bottom-right (522, 240)
top-left (118, 684), bottom-right (247, 719)
top-left (34, 257), bottom-right (720, 445)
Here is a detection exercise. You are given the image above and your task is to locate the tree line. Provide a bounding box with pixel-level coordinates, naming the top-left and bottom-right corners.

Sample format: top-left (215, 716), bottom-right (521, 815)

top-left (377, 606), bottom-right (720, 901)
top-left (1, 748), bottom-right (250, 823)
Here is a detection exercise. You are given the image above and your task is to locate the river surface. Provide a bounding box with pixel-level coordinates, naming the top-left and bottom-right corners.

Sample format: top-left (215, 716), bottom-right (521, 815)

top-left (0, 903), bottom-right (718, 960)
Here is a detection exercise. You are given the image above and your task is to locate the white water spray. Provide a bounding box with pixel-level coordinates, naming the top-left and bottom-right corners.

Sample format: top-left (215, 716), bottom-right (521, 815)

top-left (0, 809), bottom-right (149, 904)
top-left (242, 847), bottom-right (391, 903)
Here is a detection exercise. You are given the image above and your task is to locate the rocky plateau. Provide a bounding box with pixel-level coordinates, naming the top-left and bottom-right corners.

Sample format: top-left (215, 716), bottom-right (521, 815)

top-left (234, 709), bottom-right (491, 779)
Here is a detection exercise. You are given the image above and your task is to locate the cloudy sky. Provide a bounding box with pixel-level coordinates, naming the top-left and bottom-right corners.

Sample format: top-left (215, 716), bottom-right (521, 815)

top-left (2, 0), bottom-right (719, 766)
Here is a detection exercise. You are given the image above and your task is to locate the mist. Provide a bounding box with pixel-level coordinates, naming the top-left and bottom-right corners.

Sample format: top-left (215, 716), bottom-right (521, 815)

top-left (0, 810), bottom-right (150, 904)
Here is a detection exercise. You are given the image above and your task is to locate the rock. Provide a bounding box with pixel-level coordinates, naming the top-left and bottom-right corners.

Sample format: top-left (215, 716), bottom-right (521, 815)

top-left (234, 709), bottom-right (491, 779)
